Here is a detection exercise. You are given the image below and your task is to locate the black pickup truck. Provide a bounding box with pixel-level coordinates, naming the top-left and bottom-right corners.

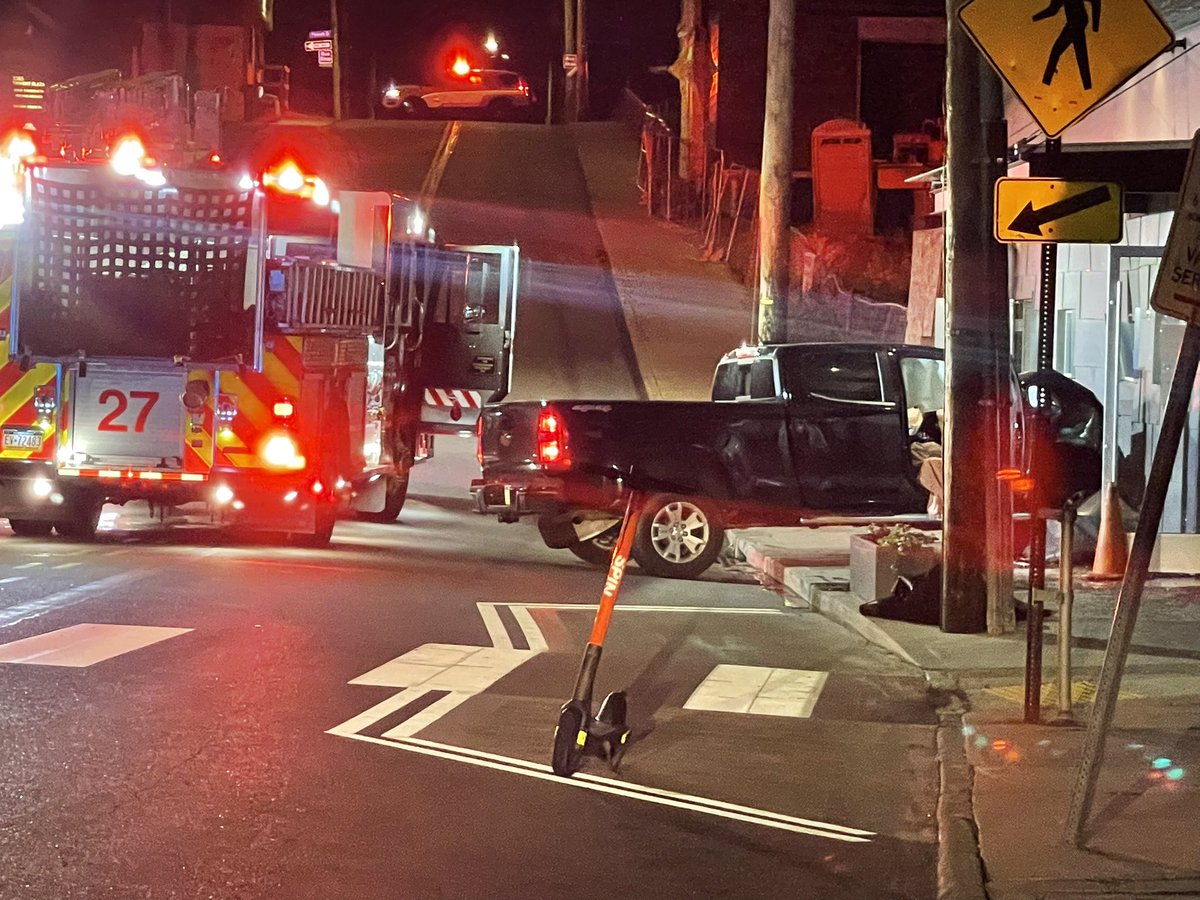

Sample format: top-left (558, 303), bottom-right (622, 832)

top-left (471, 342), bottom-right (969, 578)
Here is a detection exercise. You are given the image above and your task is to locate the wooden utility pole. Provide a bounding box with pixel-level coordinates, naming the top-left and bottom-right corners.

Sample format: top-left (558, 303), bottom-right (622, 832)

top-left (756, 0), bottom-right (795, 343)
top-left (942, 0), bottom-right (1009, 633)
top-left (331, 0), bottom-right (342, 120)
top-left (575, 0), bottom-right (589, 120)
top-left (562, 0), bottom-right (578, 122)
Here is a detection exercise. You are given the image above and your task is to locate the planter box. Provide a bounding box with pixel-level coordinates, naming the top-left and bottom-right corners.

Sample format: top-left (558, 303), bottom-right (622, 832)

top-left (849, 535), bottom-right (941, 602)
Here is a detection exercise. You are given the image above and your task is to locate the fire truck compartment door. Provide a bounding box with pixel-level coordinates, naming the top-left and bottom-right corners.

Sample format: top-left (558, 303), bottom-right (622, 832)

top-left (417, 243), bottom-right (518, 409)
top-left (71, 369), bottom-right (187, 469)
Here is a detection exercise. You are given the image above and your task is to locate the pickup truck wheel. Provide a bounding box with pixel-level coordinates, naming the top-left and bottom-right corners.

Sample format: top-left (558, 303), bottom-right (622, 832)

top-left (568, 524), bottom-right (619, 569)
top-left (632, 494), bottom-right (723, 579)
top-left (7, 519), bottom-right (53, 538)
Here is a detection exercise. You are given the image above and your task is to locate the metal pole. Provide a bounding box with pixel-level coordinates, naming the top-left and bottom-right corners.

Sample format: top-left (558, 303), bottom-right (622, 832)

top-left (755, 0), bottom-right (795, 344)
top-left (1066, 321), bottom-right (1200, 845)
top-left (1054, 500), bottom-right (1077, 722)
top-left (330, 0), bottom-right (342, 120)
top-left (942, 0), bottom-right (1007, 634)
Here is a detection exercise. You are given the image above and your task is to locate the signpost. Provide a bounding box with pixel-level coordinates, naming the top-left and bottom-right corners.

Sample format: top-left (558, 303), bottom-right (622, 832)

top-left (994, 178), bottom-right (1123, 243)
top-left (1066, 131), bottom-right (1200, 846)
top-left (958, 0), bottom-right (1175, 137)
top-left (562, 53), bottom-right (578, 74)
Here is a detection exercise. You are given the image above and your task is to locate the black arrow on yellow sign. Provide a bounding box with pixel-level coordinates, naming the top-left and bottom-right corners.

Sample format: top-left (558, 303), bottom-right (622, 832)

top-left (1008, 184), bottom-right (1113, 236)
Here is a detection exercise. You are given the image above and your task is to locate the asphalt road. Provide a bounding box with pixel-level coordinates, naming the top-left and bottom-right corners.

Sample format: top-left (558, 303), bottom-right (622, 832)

top-left (0, 122), bottom-right (939, 899)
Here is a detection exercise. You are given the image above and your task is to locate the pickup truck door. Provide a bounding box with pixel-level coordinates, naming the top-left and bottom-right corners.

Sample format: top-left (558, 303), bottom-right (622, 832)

top-left (784, 348), bottom-right (913, 512)
top-left (411, 243), bottom-right (519, 432)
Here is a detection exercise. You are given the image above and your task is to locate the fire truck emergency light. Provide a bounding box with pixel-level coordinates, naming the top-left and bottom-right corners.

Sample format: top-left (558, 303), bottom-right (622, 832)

top-left (451, 56), bottom-right (471, 78)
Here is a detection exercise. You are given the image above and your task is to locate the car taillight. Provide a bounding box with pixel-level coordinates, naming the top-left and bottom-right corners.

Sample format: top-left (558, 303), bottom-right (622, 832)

top-left (518, 78), bottom-right (530, 97)
top-left (536, 408), bottom-right (570, 468)
top-left (476, 416), bottom-right (485, 466)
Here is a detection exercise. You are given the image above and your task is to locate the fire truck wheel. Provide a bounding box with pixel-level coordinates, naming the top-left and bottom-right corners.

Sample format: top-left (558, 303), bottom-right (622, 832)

top-left (290, 505), bottom-right (335, 548)
top-left (7, 519), bottom-right (53, 538)
top-left (357, 471), bottom-right (410, 523)
top-left (55, 498), bottom-right (102, 542)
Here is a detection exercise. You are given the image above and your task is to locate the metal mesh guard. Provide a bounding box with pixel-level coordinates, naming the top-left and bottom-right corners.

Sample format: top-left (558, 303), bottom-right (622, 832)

top-left (20, 165), bottom-right (255, 362)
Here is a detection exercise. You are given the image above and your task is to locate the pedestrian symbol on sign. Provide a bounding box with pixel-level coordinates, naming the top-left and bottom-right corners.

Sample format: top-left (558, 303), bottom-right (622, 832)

top-left (1034, 0), bottom-right (1100, 90)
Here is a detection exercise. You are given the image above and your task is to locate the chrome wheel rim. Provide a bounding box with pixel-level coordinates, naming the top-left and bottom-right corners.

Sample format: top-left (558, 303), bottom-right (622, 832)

top-left (649, 501), bottom-right (709, 564)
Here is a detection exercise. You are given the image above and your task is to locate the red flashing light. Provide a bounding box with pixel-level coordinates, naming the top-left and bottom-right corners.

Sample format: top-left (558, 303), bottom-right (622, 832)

top-left (476, 416), bottom-right (485, 467)
top-left (451, 56), bottom-right (471, 78)
top-left (1010, 477), bottom-right (1036, 494)
top-left (536, 408), bottom-right (570, 469)
top-left (996, 467), bottom-right (1023, 482)
top-left (311, 480), bottom-right (325, 496)
top-left (209, 150), bottom-right (222, 165)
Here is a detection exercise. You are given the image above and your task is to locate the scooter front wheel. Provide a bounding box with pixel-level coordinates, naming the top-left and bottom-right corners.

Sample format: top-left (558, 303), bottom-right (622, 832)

top-left (551, 702), bottom-right (587, 777)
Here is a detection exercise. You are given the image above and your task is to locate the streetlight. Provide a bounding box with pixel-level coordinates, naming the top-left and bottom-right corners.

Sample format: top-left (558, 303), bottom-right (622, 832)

top-left (483, 31), bottom-right (499, 56)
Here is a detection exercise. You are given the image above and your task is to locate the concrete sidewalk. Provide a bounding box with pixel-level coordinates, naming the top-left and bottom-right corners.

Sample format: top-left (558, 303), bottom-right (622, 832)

top-left (729, 526), bottom-right (1200, 899)
top-left (571, 122), bottom-right (750, 401)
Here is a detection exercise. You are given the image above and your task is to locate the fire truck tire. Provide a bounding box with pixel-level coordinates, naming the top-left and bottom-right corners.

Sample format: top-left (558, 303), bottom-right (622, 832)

top-left (7, 519), bottom-right (53, 538)
top-left (357, 471), bottom-right (410, 523)
top-left (55, 498), bottom-right (103, 542)
top-left (290, 505), bottom-right (335, 548)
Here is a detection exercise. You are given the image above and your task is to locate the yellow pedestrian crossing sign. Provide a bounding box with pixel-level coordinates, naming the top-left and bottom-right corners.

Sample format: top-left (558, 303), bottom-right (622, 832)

top-left (958, 0), bottom-right (1175, 138)
top-left (994, 178), bottom-right (1123, 243)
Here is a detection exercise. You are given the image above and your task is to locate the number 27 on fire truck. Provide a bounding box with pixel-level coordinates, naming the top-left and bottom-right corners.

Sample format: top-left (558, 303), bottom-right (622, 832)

top-left (0, 131), bottom-right (518, 544)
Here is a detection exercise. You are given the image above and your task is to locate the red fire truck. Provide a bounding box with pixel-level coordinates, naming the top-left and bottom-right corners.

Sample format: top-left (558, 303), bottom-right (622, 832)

top-left (0, 134), bottom-right (519, 544)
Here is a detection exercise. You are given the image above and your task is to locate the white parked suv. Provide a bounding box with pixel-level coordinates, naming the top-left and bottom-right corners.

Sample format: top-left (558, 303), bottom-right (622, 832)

top-left (382, 70), bottom-right (535, 119)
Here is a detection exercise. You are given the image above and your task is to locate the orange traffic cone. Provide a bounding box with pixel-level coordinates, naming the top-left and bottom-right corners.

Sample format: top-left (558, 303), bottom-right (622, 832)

top-left (1087, 482), bottom-right (1128, 581)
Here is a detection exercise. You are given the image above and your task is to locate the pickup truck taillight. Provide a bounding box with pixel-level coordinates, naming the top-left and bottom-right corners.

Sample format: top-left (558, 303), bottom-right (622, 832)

top-left (536, 408), bottom-right (571, 468)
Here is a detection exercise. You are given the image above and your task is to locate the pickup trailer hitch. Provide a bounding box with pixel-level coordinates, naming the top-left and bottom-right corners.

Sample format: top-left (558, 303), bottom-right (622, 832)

top-left (550, 491), bottom-right (642, 777)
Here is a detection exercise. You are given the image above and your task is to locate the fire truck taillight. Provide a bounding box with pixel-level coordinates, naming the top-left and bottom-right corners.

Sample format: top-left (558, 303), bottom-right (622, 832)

top-left (451, 56), bottom-right (471, 78)
top-left (32, 387), bottom-right (56, 419)
top-left (476, 416), bottom-right (485, 466)
top-left (260, 432), bottom-right (306, 471)
top-left (536, 408), bottom-right (570, 468)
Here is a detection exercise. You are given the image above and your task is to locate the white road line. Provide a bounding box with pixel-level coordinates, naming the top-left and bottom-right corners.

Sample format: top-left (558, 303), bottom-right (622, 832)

top-left (52, 562), bottom-right (81, 570)
top-left (0, 576), bottom-right (25, 585)
top-left (510, 606), bottom-right (548, 652)
top-left (0, 624), bottom-right (191, 667)
top-left (326, 687), bottom-right (431, 738)
top-left (13, 562), bottom-right (43, 569)
top-left (477, 603), bottom-right (511, 650)
top-left (342, 732), bottom-right (873, 842)
top-left (0, 572), bottom-right (153, 630)
top-left (381, 692), bottom-right (472, 739)
top-left (401, 737), bottom-right (874, 836)
top-left (685, 665), bottom-right (829, 718)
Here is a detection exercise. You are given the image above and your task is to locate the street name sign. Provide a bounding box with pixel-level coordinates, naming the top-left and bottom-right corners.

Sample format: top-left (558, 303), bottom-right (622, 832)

top-left (1151, 132), bottom-right (1200, 322)
top-left (958, 0), bottom-right (1174, 138)
top-left (308, 29), bottom-right (331, 39)
top-left (994, 177), bottom-right (1123, 243)
top-left (304, 39), bottom-right (332, 51)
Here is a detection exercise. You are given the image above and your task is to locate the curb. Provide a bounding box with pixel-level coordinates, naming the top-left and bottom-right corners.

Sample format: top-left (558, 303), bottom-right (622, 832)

top-left (934, 687), bottom-right (988, 900)
top-left (743, 540), bottom-right (989, 899)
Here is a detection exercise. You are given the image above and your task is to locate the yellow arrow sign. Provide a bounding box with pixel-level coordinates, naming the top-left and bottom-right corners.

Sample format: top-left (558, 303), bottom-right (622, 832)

top-left (994, 178), bottom-right (1123, 243)
top-left (959, 0), bottom-right (1174, 138)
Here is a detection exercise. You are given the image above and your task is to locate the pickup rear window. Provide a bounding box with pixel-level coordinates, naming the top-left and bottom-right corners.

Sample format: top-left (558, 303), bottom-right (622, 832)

top-left (712, 358), bottom-right (777, 401)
